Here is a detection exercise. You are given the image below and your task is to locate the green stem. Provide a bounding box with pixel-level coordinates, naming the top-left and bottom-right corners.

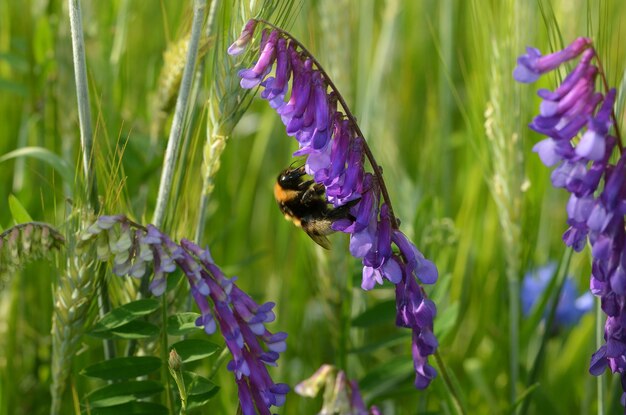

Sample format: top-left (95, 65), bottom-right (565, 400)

top-left (337, 258), bottom-right (352, 372)
top-left (161, 295), bottom-right (174, 412)
top-left (68, 0), bottom-right (115, 363)
top-left (519, 249), bottom-right (572, 415)
top-left (208, 347), bottom-right (231, 380)
top-left (433, 351), bottom-right (466, 415)
top-left (194, 0), bottom-right (221, 244)
top-left (596, 297), bottom-right (604, 415)
top-left (68, 0), bottom-right (97, 205)
top-left (152, 0), bottom-right (207, 229)
top-left (508, 273), bottom-right (519, 407)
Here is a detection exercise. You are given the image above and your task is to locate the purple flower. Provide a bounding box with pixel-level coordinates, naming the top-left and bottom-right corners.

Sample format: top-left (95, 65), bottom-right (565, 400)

top-left (238, 30), bottom-right (278, 89)
top-left (516, 37), bottom-right (626, 406)
top-left (227, 19), bottom-right (258, 56)
top-left (230, 19), bottom-right (440, 389)
top-left (513, 37), bottom-right (591, 83)
top-left (81, 216), bottom-right (288, 415)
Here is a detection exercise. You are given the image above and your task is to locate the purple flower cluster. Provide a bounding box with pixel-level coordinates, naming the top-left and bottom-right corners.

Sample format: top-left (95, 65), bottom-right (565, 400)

top-left (229, 20), bottom-right (439, 389)
top-left (515, 38), bottom-right (626, 402)
top-left (81, 215), bottom-right (289, 415)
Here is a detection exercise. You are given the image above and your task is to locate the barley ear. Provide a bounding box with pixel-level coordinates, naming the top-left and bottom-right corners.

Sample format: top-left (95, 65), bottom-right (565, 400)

top-left (50, 218), bottom-right (98, 415)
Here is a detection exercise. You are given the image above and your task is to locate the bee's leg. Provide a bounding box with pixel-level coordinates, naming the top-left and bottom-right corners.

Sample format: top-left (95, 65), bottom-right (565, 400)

top-left (301, 183), bottom-right (325, 204)
top-left (298, 179), bottom-right (315, 190)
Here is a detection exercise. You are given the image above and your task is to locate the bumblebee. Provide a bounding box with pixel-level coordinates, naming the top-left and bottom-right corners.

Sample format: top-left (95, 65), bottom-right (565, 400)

top-left (274, 166), bottom-right (356, 249)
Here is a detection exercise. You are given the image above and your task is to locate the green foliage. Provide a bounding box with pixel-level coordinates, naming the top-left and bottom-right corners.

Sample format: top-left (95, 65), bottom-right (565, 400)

top-left (86, 380), bottom-right (165, 408)
top-left (170, 339), bottom-right (220, 363)
top-left (81, 356), bottom-right (162, 380)
top-left (91, 299), bottom-right (160, 330)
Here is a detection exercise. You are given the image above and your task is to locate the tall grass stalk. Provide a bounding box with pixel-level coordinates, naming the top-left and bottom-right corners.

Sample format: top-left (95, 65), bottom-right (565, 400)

top-left (480, 0), bottom-right (532, 406)
top-left (50, 2), bottom-right (116, 412)
top-left (196, 1), bottom-right (248, 242)
top-left (149, 2), bottom-right (207, 409)
top-left (152, 0), bottom-right (207, 229)
top-left (68, 0), bottom-right (114, 360)
top-left (68, 0), bottom-right (97, 205)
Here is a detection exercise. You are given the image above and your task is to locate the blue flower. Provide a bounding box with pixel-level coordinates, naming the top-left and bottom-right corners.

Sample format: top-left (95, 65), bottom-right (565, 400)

top-left (521, 263), bottom-right (593, 327)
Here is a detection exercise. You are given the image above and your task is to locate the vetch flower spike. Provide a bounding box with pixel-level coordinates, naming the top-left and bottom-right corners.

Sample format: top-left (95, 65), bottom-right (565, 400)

top-left (79, 215), bottom-right (288, 415)
top-left (515, 37), bottom-right (626, 407)
top-left (229, 19), bottom-right (440, 389)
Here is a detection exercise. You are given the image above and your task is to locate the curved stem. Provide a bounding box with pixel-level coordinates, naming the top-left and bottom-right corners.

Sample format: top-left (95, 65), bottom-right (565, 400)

top-left (593, 51), bottom-right (623, 153)
top-left (255, 18), bottom-right (400, 229)
top-left (208, 346), bottom-right (231, 379)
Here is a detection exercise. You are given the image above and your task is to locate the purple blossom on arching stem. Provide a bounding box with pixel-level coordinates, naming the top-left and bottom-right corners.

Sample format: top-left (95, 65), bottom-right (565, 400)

top-left (513, 37), bottom-right (592, 83)
top-left (79, 216), bottom-right (289, 415)
top-left (361, 204), bottom-right (403, 290)
top-left (395, 263), bottom-right (438, 389)
top-left (515, 36), bottom-right (626, 407)
top-left (227, 19), bottom-right (258, 56)
top-left (229, 18), bottom-right (440, 391)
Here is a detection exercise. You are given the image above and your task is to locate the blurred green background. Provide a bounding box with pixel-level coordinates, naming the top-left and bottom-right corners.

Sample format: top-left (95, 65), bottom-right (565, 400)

top-left (1, 0), bottom-right (625, 413)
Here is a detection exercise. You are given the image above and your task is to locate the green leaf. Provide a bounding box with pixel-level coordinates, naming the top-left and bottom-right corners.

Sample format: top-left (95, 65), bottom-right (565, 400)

top-left (170, 339), bottom-right (220, 363)
top-left (87, 380), bottom-right (164, 408)
top-left (184, 371), bottom-right (219, 410)
top-left (109, 321), bottom-right (160, 339)
top-left (8, 195), bottom-right (33, 223)
top-left (187, 389), bottom-right (220, 410)
top-left (87, 401), bottom-right (168, 415)
top-left (81, 356), bottom-right (161, 380)
top-left (183, 371), bottom-right (218, 395)
top-left (352, 300), bottom-right (395, 327)
top-left (167, 312), bottom-right (201, 336)
top-left (0, 147), bottom-right (74, 187)
top-left (90, 321), bottom-right (160, 340)
top-left (92, 299), bottom-right (160, 332)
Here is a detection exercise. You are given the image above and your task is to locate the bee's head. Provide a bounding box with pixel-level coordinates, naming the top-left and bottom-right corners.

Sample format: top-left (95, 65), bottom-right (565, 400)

top-left (277, 166), bottom-right (306, 190)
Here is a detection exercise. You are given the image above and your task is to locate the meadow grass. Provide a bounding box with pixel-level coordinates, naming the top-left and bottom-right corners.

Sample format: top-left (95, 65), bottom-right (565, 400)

top-left (0, 0), bottom-right (625, 414)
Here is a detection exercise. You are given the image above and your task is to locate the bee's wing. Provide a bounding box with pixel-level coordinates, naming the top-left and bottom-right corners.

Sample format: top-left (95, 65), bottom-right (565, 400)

top-left (305, 231), bottom-right (332, 250)
top-left (301, 218), bottom-right (333, 250)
